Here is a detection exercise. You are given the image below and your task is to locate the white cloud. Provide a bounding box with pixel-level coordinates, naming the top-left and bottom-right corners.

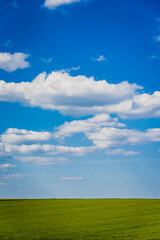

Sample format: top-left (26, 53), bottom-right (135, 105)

top-left (0, 142), bottom-right (92, 156)
top-left (87, 127), bottom-right (160, 149)
top-left (43, 0), bottom-right (81, 9)
top-left (92, 55), bottom-right (106, 62)
top-left (14, 156), bottom-right (67, 165)
top-left (1, 128), bottom-right (52, 144)
top-left (106, 148), bottom-right (139, 156)
top-left (0, 52), bottom-right (30, 72)
top-left (61, 176), bottom-right (85, 181)
top-left (1, 114), bottom-right (160, 164)
top-left (0, 163), bottom-right (16, 171)
top-left (55, 113), bottom-right (125, 139)
top-left (0, 70), bottom-right (147, 118)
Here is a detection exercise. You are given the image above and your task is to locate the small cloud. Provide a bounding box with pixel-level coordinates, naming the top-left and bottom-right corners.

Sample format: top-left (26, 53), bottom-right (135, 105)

top-left (43, 0), bottom-right (81, 10)
top-left (0, 52), bottom-right (30, 72)
top-left (91, 55), bottom-right (106, 62)
top-left (0, 163), bottom-right (16, 171)
top-left (70, 66), bottom-right (80, 71)
top-left (3, 40), bottom-right (15, 48)
top-left (40, 57), bottom-right (53, 63)
top-left (61, 176), bottom-right (85, 181)
top-left (59, 66), bottom-right (80, 73)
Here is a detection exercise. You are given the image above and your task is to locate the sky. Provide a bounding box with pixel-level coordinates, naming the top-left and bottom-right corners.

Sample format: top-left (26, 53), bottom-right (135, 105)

top-left (0, 0), bottom-right (160, 199)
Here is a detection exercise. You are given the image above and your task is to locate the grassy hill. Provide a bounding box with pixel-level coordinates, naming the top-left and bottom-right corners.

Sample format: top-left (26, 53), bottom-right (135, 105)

top-left (0, 199), bottom-right (160, 239)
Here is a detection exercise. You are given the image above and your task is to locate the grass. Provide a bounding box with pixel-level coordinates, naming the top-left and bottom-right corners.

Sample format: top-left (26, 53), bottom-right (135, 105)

top-left (0, 199), bottom-right (160, 239)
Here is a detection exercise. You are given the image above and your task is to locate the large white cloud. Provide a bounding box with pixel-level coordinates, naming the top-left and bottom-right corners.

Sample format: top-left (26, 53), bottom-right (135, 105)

top-left (0, 52), bottom-right (30, 72)
top-left (0, 70), bottom-right (151, 118)
top-left (43, 0), bottom-right (81, 9)
top-left (0, 70), bottom-right (160, 118)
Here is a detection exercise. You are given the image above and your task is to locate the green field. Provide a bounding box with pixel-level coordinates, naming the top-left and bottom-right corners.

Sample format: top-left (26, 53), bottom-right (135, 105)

top-left (0, 199), bottom-right (160, 240)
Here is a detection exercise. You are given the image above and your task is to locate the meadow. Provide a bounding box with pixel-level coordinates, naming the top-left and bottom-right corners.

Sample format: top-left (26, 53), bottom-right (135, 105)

top-left (0, 199), bottom-right (160, 240)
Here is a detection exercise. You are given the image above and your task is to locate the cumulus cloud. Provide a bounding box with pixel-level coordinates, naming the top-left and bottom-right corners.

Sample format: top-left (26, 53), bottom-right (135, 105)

top-left (0, 142), bottom-right (92, 156)
top-left (43, 0), bottom-right (81, 9)
top-left (0, 52), bottom-right (30, 72)
top-left (1, 113), bottom-right (160, 164)
top-left (1, 69), bottom-right (160, 118)
top-left (61, 176), bottom-right (85, 181)
top-left (87, 127), bottom-right (160, 149)
top-left (55, 113), bottom-right (125, 139)
top-left (0, 70), bottom-right (149, 118)
top-left (1, 128), bottom-right (52, 145)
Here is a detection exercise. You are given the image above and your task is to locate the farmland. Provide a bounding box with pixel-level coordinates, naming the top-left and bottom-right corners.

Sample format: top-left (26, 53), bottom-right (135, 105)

top-left (0, 199), bottom-right (160, 240)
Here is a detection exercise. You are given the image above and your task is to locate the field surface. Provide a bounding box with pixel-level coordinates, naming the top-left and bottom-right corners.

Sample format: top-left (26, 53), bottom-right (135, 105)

top-left (0, 199), bottom-right (160, 240)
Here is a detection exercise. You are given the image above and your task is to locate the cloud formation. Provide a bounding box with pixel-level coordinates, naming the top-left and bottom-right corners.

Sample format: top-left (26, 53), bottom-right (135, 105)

top-left (43, 0), bottom-right (81, 9)
top-left (0, 52), bottom-right (30, 72)
top-left (1, 128), bottom-right (52, 144)
top-left (55, 113), bottom-right (125, 139)
top-left (0, 70), bottom-right (160, 118)
top-left (0, 70), bottom-right (148, 117)
top-left (1, 114), bottom-right (160, 165)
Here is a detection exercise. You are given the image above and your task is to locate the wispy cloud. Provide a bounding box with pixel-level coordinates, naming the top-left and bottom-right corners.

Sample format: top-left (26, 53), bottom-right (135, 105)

top-left (106, 149), bottom-right (140, 156)
top-left (40, 57), bottom-right (53, 63)
top-left (91, 55), bottom-right (106, 62)
top-left (0, 163), bottom-right (16, 171)
top-left (43, 0), bottom-right (81, 10)
top-left (15, 156), bottom-right (67, 165)
top-left (61, 176), bottom-right (85, 181)
top-left (0, 52), bottom-right (30, 72)
top-left (3, 174), bottom-right (27, 180)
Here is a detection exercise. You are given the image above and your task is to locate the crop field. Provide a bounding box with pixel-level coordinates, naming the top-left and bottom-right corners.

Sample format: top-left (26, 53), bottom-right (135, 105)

top-left (0, 199), bottom-right (160, 240)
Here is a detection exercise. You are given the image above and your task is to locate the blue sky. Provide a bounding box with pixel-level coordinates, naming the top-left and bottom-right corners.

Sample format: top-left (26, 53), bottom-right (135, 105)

top-left (0, 0), bottom-right (160, 198)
